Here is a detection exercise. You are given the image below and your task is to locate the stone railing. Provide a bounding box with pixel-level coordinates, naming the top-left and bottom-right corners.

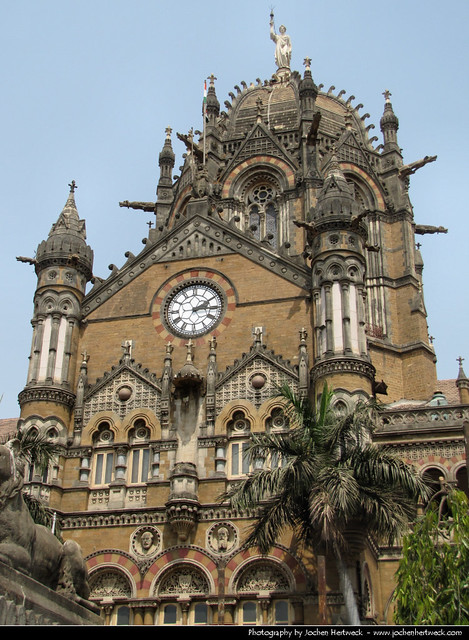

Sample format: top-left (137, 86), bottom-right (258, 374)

top-left (376, 404), bottom-right (469, 432)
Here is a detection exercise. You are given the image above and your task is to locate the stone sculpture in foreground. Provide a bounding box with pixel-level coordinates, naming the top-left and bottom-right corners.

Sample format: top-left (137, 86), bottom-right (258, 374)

top-left (0, 440), bottom-right (90, 603)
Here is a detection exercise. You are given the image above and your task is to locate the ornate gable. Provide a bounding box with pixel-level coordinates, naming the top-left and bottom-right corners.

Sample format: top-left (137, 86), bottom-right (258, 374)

top-left (82, 212), bottom-right (310, 318)
top-left (222, 121), bottom-right (298, 182)
top-left (215, 336), bottom-right (299, 414)
top-left (83, 350), bottom-right (161, 423)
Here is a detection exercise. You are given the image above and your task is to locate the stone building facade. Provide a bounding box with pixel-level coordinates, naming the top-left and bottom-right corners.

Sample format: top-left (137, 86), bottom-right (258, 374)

top-left (13, 20), bottom-right (468, 625)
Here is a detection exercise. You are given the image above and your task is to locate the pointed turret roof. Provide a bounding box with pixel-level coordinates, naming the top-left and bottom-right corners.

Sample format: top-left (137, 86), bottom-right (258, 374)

top-left (48, 181), bottom-right (87, 241)
top-left (35, 181), bottom-right (93, 280)
top-left (380, 90), bottom-right (400, 151)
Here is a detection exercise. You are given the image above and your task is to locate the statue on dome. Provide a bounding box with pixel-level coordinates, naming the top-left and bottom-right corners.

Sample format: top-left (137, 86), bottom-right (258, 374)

top-left (269, 11), bottom-right (292, 70)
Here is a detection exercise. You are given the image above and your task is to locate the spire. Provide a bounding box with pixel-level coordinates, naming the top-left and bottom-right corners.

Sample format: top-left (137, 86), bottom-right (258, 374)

top-left (48, 181), bottom-right (87, 241)
top-left (204, 74), bottom-right (220, 122)
top-left (35, 181), bottom-right (93, 284)
top-left (380, 90), bottom-right (400, 151)
top-left (158, 126), bottom-right (175, 187)
top-left (456, 356), bottom-right (469, 404)
top-left (299, 57), bottom-right (318, 115)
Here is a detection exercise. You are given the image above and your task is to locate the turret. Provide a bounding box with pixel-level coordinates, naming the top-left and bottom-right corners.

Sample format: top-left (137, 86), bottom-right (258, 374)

top-left (19, 182), bottom-right (93, 417)
top-left (308, 157), bottom-right (375, 402)
top-left (380, 90), bottom-right (400, 152)
top-left (456, 357), bottom-right (469, 405)
top-left (157, 126), bottom-right (175, 189)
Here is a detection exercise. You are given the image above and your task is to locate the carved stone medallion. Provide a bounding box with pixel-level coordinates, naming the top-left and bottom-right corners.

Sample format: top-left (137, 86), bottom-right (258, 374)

top-left (130, 525), bottom-right (161, 558)
top-left (207, 521), bottom-right (238, 555)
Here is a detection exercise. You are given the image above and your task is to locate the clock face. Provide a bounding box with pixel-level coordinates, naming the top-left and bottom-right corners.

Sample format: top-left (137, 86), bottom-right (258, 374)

top-left (165, 282), bottom-right (224, 337)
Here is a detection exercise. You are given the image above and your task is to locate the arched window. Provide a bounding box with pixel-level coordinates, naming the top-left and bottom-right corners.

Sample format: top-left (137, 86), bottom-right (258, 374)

top-left (192, 603), bottom-right (209, 625)
top-left (456, 465), bottom-right (469, 500)
top-left (245, 183), bottom-right (278, 248)
top-left (116, 606), bottom-right (130, 625)
top-left (227, 411), bottom-right (254, 478)
top-left (422, 467), bottom-right (448, 513)
top-left (128, 419), bottom-right (151, 484)
top-left (92, 422), bottom-right (115, 487)
top-left (163, 604), bottom-right (178, 624)
top-left (273, 600), bottom-right (290, 625)
top-left (242, 601), bottom-right (258, 625)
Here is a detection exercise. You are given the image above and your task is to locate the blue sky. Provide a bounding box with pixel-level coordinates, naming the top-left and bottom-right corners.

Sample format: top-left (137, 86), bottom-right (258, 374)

top-left (1, 0), bottom-right (468, 418)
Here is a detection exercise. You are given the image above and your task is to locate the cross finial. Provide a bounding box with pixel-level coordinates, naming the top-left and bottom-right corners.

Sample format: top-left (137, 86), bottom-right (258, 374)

top-left (69, 180), bottom-right (77, 193)
top-left (185, 338), bottom-right (194, 361)
top-left (457, 356), bottom-right (465, 367)
top-left (303, 57), bottom-right (312, 69)
top-left (383, 89), bottom-right (392, 102)
top-left (208, 73), bottom-right (217, 85)
top-left (147, 220), bottom-right (153, 229)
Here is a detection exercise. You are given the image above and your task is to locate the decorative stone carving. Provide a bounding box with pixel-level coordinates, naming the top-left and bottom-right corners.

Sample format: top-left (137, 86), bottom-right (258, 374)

top-left (157, 566), bottom-right (209, 596)
top-left (0, 440), bottom-right (90, 602)
top-left (130, 526), bottom-right (161, 558)
top-left (207, 522), bottom-right (238, 555)
top-left (89, 569), bottom-right (132, 599)
top-left (236, 561), bottom-right (290, 593)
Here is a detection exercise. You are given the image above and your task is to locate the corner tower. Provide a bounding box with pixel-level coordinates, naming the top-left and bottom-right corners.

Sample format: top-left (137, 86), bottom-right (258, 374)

top-left (18, 182), bottom-right (93, 420)
top-left (304, 156), bottom-right (374, 402)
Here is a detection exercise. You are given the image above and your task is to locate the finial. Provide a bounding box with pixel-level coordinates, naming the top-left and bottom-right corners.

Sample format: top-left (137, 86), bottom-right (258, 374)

top-left (299, 327), bottom-right (308, 342)
top-left (303, 57), bottom-right (312, 70)
top-left (253, 326), bottom-right (263, 346)
top-left (165, 126), bottom-right (172, 139)
top-left (69, 180), bottom-right (77, 193)
top-left (208, 73), bottom-right (217, 86)
top-left (185, 338), bottom-right (194, 362)
top-left (121, 340), bottom-right (133, 361)
top-left (383, 89), bottom-right (392, 102)
top-left (256, 97), bottom-right (263, 122)
top-left (457, 356), bottom-right (465, 367)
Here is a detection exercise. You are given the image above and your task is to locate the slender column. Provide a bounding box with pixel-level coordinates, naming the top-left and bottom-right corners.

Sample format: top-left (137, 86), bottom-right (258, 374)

top-left (357, 285), bottom-right (368, 356)
top-left (27, 318), bottom-right (43, 383)
top-left (46, 313), bottom-right (61, 381)
top-left (324, 283), bottom-right (334, 355)
top-left (341, 281), bottom-right (352, 354)
top-left (60, 317), bottom-right (76, 385)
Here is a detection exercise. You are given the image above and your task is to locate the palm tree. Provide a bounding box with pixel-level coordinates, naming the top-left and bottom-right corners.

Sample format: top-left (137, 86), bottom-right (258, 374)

top-left (10, 428), bottom-right (63, 536)
top-left (221, 384), bottom-right (430, 625)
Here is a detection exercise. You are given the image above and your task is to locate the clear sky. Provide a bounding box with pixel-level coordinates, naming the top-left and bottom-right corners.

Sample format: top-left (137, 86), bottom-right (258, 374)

top-left (1, 0), bottom-right (468, 418)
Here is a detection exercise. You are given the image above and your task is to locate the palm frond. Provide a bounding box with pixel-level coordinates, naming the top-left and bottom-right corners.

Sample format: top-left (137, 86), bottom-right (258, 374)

top-left (15, 429), bottom-right (62, 474)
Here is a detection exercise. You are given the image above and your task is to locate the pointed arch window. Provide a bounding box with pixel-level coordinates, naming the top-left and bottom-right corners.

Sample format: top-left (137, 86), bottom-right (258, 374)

top-left (245, 183), bottom-right (278, 248)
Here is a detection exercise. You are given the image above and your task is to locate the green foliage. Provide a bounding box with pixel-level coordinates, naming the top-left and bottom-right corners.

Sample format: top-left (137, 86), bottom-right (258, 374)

top-left (394, 489), bottom-right (469, 625)
top-left (220, 384), bottom-right (430, 624)
top-left (13, 429), bottom-right (63, 539)
top-left (15, 428), bottom-right (62, 475)
top-left (221, 383), bottom-right (429, 553)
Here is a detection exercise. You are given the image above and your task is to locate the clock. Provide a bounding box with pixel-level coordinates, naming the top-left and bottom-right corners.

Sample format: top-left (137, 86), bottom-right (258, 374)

top-left (164, 281), bottom-right (224, 337)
